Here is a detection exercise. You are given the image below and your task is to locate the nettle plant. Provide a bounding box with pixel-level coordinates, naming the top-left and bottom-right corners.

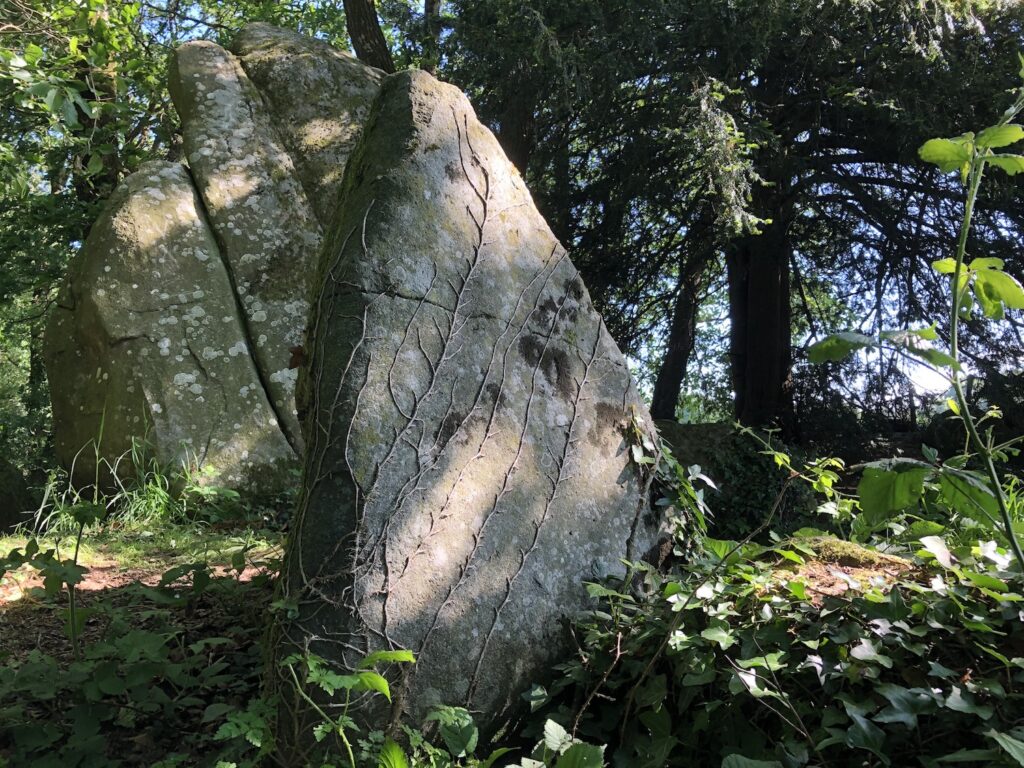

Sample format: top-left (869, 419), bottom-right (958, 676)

top-left (809, 67), bottom-right (1024, 570)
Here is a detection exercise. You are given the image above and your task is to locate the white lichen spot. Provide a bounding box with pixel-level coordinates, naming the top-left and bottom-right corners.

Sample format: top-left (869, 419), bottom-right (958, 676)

top-left (150, 403), bottom-right (163, 414)
top-left (269, 368), bottom-right (298, 386)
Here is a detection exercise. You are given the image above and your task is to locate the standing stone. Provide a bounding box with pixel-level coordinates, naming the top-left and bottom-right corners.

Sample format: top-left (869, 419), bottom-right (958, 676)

top-left (44, 162), bottom-right (296, 493)
top-left (230, 23), bottom-right (384, 227)
top-left (169, 39), bottom-right (324, 451)
top-left (281, 69), bottom-right (660, 739)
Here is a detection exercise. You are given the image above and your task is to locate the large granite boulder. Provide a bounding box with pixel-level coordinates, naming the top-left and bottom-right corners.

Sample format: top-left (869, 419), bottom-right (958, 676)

top-left (280, 68), bottom-right (661, 742)
top-left (45, 25), bottom-right (382, 493)
top-left (44, 162), bottom-right (296, 493)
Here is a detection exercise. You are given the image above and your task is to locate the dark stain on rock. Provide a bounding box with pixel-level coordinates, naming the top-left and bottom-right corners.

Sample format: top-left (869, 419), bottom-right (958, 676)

top-left (444, 162), bottom-right (461, 182)
top-left (564, 276), bottom-right (585, 301)
top-left (538, 296), bottom-right (559, 321)
top-left (518, 334), bottom-right (544, 368)
top-left (590, 401), bottom-right (627, 454)
top-left (484, 381), bottom-right (506, 409)
top-left (437, 408), bottom-right (467, 447)
top-left (518, 334), bottom-right (576, 398)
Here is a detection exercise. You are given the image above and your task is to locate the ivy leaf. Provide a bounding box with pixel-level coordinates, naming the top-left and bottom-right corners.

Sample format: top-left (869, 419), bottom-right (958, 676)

top-left (701, 625), bottom-right (737, 650)
top-left (850, 638), bottom-right (893, 668)
top-left (919, 536), bottom-right (955, 569)
top-left (962, 570), bottom-right (1007, 593)
top-left (919, 137), bottom-right (972, 173)
top-left (808, 332), bottom-right (876, 363)
top-left (986, 154), bottom-right (1024, 175)
top-left (845, 712), bottom-right (888, 759)
top-left (976, 124), bottom-right (1024, 149)
top-left (946, 687), bottom-right (993, 720)
top-left (873, 684), bottom-right (935, 729)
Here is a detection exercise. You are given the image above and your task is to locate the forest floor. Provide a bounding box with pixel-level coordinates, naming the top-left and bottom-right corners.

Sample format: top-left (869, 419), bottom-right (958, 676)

top-left (0, 524), bottom-right (282, 663)
top-left (0, 524), bottom-right (282, 764)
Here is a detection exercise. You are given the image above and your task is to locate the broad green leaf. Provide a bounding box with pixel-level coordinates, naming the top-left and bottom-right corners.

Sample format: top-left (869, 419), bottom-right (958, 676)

top-left (479, 748), bottom-right (516, 768)
top-left (935, 748), bottom-right (1000, 762)
top-left (968, 257), bottom-right (1005, 270)
top-left (554, 743), bottom-right (605, 768)
top-left (358, 650), bottom-right (415, 668)
top-left (938, 471), bottom-right (999, 525)
top-left (378, 739), bottom-right (409, 768)
top-left (86, 153), bottom-right (104, 176)
top-left (975, 269), bottom-right (1024, 309)
top-left (787, 581), bottom-right (808, 600)
top-left (986, 154), bottom-right (1024, 175)
top-left (933, 258), bottom-right (958, 274)
top-left (23, 43), bottom-right (44, 66)
top-left (976, 124), bottom-right (1024, 148)
top-left (880, 325), bottom-right (938, 342)
top-left (963, 570), bottom-right (1007, 592)
top-left (905, 345), bottom-right (959, 370)
top-left (427, 707), bottom-right (479, 758)
top-left (983, 729), bottom-right (1024, 765)
top-left (356, 670), bottom-right (391, 701)
top-left (808, 332), bottom-right (876, 363)
top-left (858, 464), bottom-right (928, 521)
top-left (737, 652), bottom-right (787, 671)
top-left (721, 757), bottom-right (784, 768)
top-left (919, 137), bottom-right (972, 173)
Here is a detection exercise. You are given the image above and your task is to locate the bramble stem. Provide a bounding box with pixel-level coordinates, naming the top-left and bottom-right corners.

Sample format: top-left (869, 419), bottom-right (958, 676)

top-left (948, 144), bottom-right (1024, 572)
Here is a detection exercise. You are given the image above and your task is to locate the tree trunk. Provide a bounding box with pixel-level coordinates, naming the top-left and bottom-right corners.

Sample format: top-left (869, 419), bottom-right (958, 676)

top-left (727, 195), bottom-right (794, 430)
top-left (651, 252), bottom-right (707, 420)
top-left (343, 0), bottom-right (395, 73)
top-left (422, 0), bottom-right (442, 73)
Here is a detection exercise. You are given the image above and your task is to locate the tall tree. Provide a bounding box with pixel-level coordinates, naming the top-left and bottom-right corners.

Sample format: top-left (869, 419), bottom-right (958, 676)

top-left (343, 0), bottom-right (395, 72)
top-left (432, 0), bottom-right (1024, 430)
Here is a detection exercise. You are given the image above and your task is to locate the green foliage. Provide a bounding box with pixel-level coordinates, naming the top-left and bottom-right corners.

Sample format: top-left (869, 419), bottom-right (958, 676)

top-left (0, 553), bottom-right (271, 766)
top-left (540, 533), bottom-right (1024, 767)
top-left (812, 75), bottom-right (1024, 569)
top-left (657, 422), bottom-right (820, 540)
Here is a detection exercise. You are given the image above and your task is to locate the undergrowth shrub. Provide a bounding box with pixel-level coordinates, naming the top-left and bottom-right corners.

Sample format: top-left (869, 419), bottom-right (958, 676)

top-left (655, 420), bottom-right (819, 539)
top-left (535, 533), bottom-right (1024, 767)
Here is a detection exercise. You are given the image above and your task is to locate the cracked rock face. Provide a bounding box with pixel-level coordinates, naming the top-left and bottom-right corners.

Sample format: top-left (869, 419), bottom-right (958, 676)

top-left (44, 24), bottom-right (382, 493)
top-left (282, 68), bottom-right (660, 737)
top-left (45, 162), bottom-right (297, 493)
